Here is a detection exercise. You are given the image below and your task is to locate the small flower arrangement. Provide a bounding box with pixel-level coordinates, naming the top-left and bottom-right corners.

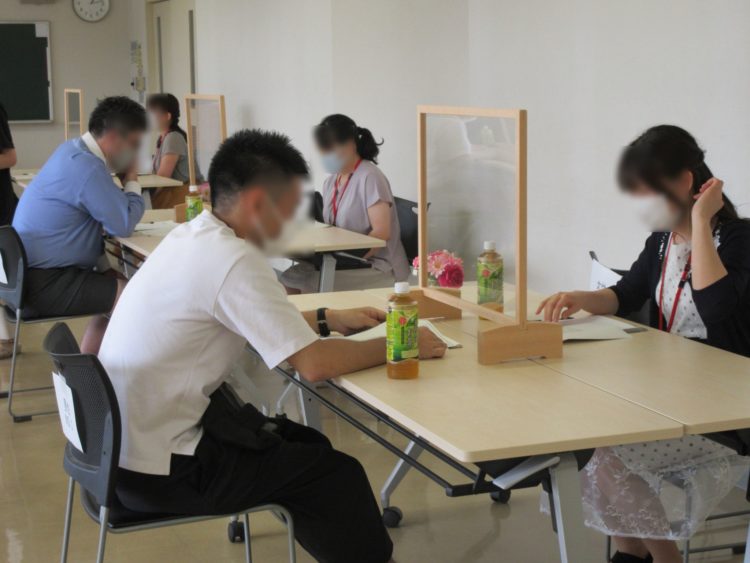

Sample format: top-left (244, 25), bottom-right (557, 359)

top-left (412, 250), bottom-right (464, 288)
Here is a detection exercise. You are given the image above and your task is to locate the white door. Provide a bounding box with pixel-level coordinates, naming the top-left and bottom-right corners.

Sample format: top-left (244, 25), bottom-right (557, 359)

top-left (150, 0), bottom-right (196, 98)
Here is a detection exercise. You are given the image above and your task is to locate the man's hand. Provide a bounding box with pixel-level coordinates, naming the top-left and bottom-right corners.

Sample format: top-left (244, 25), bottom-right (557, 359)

top-left (418, 327), bottom-right (447, 359)
top-left (692, 177), bottom-right (724, 224)
top-left (326, 307), bottom-right (386, 336)
top-left (118, 160), bottom-right (139, 185)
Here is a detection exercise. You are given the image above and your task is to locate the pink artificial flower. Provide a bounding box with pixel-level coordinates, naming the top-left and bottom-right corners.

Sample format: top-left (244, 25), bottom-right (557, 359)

top-left (438, 263), bottom-right (464, 288)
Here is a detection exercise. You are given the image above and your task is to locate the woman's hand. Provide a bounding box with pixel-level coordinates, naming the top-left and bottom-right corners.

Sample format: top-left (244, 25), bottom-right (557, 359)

top-left (418, 326), bottom-right (448, 359)
top-left (327, 307), bottom-right (385, 335)
top-left (692, 177), bottom-right (724, 224)
top-left (535, 291), bottom-right (587, 322)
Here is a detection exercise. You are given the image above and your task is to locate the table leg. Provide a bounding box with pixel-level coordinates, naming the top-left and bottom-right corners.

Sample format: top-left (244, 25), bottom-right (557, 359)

top-left (549, 452), bottom-right (589, 563)
top-left (142, 188), bottom-right (153, 210)
top-left (318, 254), bottom-right (337, 293)
top-left (381, 440), bottom-right (423, 509)
top-left (296, 374), bottom-right (322, 432)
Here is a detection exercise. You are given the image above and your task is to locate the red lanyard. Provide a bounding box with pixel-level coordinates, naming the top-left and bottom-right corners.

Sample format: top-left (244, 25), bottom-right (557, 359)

top-left (658, 234), bottom-right (692, 333)
top-left (330, 158), bottom-right (362, 225)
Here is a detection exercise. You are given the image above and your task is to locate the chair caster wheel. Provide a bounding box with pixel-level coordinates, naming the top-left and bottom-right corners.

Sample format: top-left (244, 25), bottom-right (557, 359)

top-left (382, 506), bottom-right (403, 528)
top-left (227, 520), bottom-right (246, 543)
top-left (12, 415), bottom-right (32, 423)
top-left (490, 489), bottom-right (511, 503)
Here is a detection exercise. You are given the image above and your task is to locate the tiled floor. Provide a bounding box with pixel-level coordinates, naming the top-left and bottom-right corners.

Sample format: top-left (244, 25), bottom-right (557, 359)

top-left (0, 318), bottom-right (747, 562)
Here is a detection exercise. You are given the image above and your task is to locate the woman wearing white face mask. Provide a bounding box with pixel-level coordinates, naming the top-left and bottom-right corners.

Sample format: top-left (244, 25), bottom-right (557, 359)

top-left (281, 114), bottom-right (409, 293)
top-left (538, 125), bottom-right (750, 563)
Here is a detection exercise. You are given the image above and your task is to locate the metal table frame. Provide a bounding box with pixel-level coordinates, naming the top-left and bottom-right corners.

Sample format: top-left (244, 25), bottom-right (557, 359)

top-left (264, 354), bottom-right (592, 563)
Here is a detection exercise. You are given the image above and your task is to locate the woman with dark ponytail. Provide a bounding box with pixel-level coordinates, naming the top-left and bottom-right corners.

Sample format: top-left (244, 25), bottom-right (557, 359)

top-left (537, 125), bottom-right (750, 563)
top-left (282, 114), bottom-right (409, 293)
top-left (146, 94), bottom-right (190, 207)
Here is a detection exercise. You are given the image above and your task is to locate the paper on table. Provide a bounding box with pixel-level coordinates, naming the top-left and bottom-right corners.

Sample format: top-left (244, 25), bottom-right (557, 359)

top-left (313, 221), bottom-right (331, 229)
top-left (346, 319), bottom-right (461, 349)
top-left (560, 316), bottom-right (632, 341)
top-left (134, 220), bottom-right (179, 235)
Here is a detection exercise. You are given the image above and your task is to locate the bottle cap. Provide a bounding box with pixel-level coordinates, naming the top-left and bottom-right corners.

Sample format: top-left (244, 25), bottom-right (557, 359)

top-left (189, 184), bottom-right (199, 193)
top-left (483, 240), bottom-right (496, 251)
top-left (394, 282), bottom-right (411, 294)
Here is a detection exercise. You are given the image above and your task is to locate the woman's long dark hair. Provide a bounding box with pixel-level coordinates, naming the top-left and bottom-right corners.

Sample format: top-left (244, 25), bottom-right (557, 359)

top-left (314, 113), bottom-right (383, 164)
top-left (617, 124), bottom-right (740, 225)
top-left (146, 93), bottom-right (187, 148)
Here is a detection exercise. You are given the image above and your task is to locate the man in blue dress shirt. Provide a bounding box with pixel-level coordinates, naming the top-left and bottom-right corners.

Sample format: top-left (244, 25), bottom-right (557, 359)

top-left (13, 96), bottom-right (146, 353)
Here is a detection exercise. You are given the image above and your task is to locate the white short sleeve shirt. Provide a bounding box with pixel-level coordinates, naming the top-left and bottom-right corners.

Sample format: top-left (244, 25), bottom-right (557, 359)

top-left (99, 211), bottom-right (317, 475)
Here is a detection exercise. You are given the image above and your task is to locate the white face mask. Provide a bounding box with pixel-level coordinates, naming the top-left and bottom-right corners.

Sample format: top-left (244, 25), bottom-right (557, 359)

top-left (110, 146), bottom-right (136, 173)
top-left (251, 196), bottom-right (298, 257)
top-left (632, 194), bottom-right (682, 232)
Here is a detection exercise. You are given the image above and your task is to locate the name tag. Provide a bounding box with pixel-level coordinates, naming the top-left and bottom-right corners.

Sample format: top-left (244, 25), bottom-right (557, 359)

top-left (52, 372), bottom-right (83, 453)
top-left (0, 252), bottom-right (7, 284)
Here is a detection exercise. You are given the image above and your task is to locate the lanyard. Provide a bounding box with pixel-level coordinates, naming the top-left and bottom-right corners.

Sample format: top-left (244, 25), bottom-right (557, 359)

top-left (658, 234), bottom-right (692, 333)
top-left (330, 158), bottom-right (362, 225)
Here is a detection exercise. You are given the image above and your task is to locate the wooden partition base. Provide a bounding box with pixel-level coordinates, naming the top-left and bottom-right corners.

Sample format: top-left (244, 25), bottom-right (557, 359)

top-left (410, 288), bottom-right (462, 320)
top-left (478, 321), bottom-right (563, 364)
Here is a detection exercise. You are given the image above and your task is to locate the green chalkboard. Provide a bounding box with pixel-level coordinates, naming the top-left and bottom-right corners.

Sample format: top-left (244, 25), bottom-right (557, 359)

top-left (0, 22), bottom-right (52, 122)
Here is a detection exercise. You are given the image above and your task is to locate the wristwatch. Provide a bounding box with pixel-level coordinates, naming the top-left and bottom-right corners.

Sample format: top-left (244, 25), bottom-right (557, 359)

top-left (317, 307), bottom-right (331, 337)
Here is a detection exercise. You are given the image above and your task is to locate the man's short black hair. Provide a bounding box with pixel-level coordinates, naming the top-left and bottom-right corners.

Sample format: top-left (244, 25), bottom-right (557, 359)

top-left (88, 96), bottom-right (147, 137)
top-left (208, 129), bottom-right (310, 210)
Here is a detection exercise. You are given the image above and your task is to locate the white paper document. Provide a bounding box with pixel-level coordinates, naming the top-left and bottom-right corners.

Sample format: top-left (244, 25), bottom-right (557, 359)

top-left (560, 316), bottom-right (633, 341)
top-left (134, 220), bottom-right (179, 236)
top-left (52, 372), bottom-right (84, 452)
top-left (346, 319), bottom-right (462, 349)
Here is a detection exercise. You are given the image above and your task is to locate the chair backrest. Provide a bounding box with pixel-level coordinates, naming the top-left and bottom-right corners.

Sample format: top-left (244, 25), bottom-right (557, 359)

top-left (310, 191), bottom-right (324, 223)
top-left (394, 196), bottom-right (420, 262)
top-left (44, 322), bottom-right (122, 508)
top-left (0, 226), bottom-right (27, 311)
top-left (589, 250), bottom-right (650, 325)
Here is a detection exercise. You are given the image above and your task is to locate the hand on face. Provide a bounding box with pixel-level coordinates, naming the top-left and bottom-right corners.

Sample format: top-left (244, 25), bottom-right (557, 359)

top-left (326, 307), bottom-right (385, 336)
top-left (692, 177), bottom-right (724, 224)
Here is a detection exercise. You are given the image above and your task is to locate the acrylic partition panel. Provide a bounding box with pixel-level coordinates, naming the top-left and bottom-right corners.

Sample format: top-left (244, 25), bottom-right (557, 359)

top-left (64, 89), bottom-right (84, 141)
top-left (420, 108), bottom-right (523, 319)
top-left (185, 95), bottom-right (227, 185)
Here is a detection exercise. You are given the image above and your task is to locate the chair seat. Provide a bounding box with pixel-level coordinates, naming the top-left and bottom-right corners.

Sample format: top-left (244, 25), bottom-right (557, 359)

top-left (4, 305), bottom-right (92, 325)
top-left (80, 487), bottom-right (288, 532)
top-left (80, 488), bottom-right (183, 530)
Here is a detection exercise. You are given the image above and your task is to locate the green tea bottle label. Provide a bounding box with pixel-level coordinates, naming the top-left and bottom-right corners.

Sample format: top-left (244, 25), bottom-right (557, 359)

top-left (185, 196), bottom-right (203, 221)
top-left (477, 259), bottom-right (503, 305)
top-left (386, 308), bottom-right (419, 361)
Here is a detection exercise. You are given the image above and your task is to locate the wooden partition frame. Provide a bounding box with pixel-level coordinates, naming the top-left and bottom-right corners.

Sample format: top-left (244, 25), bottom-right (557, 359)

top-left (416, 105), bottom-right (562, 364)
top-left (63, 88), bottom-right (85, 140)
top-left (184, 94), bottom-right (227, 185)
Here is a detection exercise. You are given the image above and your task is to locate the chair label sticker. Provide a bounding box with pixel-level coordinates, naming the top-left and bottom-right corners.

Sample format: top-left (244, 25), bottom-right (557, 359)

top-left (52, 372), bottom-right (83, 452)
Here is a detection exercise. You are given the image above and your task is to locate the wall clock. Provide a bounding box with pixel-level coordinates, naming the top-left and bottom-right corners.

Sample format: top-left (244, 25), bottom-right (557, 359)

top-left (73, 0), bottom-right (111, 23)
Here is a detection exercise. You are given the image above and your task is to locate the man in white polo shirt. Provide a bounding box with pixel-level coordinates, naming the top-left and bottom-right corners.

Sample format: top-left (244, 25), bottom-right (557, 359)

top-left (99, 129), bottom-right (446, 563)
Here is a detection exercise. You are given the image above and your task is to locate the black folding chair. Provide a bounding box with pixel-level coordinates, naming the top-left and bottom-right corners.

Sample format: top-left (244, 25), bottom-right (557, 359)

top-left (0, 226), bottom-right (94, 422)
top-left (394, 196), bottom-right (422, 264)
top-left (44, 322), bottom-right (297, 563)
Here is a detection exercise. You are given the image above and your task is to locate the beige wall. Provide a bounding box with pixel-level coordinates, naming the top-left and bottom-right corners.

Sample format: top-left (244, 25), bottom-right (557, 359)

top-left (1, 0), bottom-right (139, 168)
top-left (191, 0), bottom-right (750, 292)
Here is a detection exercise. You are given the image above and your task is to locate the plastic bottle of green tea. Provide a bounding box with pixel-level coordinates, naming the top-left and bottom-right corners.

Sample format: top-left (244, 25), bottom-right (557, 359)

top-left (477, 241), bottom-right (504, 311)
top-left (185, 185), bottom-right (203, 221)
top-left (386, 282), bottom-right (419, 379)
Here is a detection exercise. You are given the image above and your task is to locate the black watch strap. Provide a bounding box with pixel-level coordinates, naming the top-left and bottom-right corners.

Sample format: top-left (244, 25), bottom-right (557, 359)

top-left (317, 307), bottom-right (330, 337)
